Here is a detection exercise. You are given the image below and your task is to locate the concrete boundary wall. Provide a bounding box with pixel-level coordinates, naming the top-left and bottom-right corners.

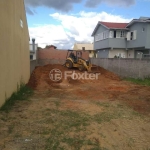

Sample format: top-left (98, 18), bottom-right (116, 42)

top-left (91, 58), bottom-right (150, 79)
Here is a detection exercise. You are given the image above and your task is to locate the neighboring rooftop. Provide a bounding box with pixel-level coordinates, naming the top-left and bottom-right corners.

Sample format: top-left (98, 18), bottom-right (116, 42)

top-left (127, 17), bottom-right (150, 27)
top-left (73, 43), bottom-right (93, 51)
top-left (100, 21), bottom-right (128, 29)
top-left (92, 16), bottom-right (150, 36)
top-left (92, 21), bottom-right (129, 36)
top-left (139, 17), bottom-right (150, 20)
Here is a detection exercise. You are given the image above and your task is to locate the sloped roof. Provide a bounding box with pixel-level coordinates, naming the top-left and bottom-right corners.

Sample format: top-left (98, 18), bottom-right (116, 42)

top-left (100, 21), bottom-right (128, 29)
top-left (126, 18), bottom-right (150, 27)
top-left (73, 43), bottom-right (93, 50)
top-left (92, 17), bottom-right (150, 36)
top-left (91, 21), bottom-right (129, 36)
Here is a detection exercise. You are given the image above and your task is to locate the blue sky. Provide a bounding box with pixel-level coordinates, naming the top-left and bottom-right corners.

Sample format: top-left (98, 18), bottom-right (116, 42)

top-left (25, 0), bottom-right (150, 48)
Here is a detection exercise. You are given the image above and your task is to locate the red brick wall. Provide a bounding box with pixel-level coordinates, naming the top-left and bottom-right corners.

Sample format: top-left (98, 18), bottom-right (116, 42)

top-left (37, 46), bottom-right (89, 65)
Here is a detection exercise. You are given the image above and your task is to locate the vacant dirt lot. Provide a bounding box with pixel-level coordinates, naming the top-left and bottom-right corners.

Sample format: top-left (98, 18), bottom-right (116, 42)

top-left (0, 64), bottom-right (150, 150)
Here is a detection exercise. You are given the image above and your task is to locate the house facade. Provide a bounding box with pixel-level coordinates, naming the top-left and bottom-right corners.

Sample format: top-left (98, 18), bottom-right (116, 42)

top-left (73, 43), bottom-right (96, 58)
top-left (92, 17), bottom-right (150, 58)
top-left (0, 0), bottom-right (30, 107)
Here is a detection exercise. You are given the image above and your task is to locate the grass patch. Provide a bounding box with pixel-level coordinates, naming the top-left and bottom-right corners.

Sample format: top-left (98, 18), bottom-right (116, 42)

top-left (61, 137), bottom-right (85, 150)
top-left (0, 83), bottom-right (33, 112)
top-left (60, 110), bottom-right (90, 128)
top-left (43, 109), bottom-right (108, 150)
top-left (125, 78), bottom-right (150, 86)
top-left (54, 100), bottom-right (61, 107)
top-left (95, 102), bottom-right (110, 108)
top-left (94, 111), bottom-right (122, 124)
top-left (41, 109), bottom-right (91, 129)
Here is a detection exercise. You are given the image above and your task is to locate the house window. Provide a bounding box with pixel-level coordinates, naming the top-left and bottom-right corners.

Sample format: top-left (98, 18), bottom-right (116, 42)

top-left (127, 30), bottom-right (137, 41)
top-left (130, 32), bottom-right (134, 40)
top-left (95, 34), bottom-right (99, 41)
top-left (103, 31), bottom-right (108, 39)
top-left (114, 30), bottom-right (116, 38)
top-left (82, 47), bottom-right (85, 51)
top-left (30, 55), bottom-right (33, 60)
top-left (20, 19), bottom-right (23, 28)
top-left (120, 31), bottom-right (125, 37)
top-left (95, 30), bottom-right (109, 41)
top-left (142, 28), bottom-right (145, 32)
top-left (109, 31), bottom-right (113, 38)
top-left (116, 30), bottom-right (126, 38)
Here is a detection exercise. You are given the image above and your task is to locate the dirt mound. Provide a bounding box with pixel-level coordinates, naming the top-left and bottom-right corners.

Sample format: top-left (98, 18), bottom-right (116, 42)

top-left (107, 85), bottom-right (128, 92)
top-left (95, 66), bottom-right (120, 81)
top-left (27, 64), bottom-right (120, 90)
top-left (28, 64), bottom-right (67, 89)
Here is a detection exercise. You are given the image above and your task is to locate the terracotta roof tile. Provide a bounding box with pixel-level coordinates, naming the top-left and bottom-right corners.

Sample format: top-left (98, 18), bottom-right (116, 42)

top-left (99, 21), bottom-right (128, 29)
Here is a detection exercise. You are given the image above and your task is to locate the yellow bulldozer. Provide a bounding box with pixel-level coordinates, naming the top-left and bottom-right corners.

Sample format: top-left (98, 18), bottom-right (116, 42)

top-left (64, 50), bottom-right (94, 72)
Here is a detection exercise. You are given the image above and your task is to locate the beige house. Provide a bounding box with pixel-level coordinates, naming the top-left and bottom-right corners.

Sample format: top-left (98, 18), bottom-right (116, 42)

top-left (73, 43), bottom-right (96, 58)
top-left (0, 0), bottom-right (30, 107)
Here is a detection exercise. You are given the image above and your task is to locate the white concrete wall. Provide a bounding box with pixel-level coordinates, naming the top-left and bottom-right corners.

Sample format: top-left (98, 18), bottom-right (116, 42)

top-left (29, 44), bottom-right (38, 51)
top-left (30, 44), bottom-right (38, 60)
top-left (128, 50), bottom-right (135, 58)
top-left (109, 49), bottom-right (128, 58)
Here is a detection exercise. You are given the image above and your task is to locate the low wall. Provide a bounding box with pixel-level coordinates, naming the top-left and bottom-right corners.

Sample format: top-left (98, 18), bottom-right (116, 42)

top-left (30, 60), bottom-right (37, 74)
top-left (38, 48), bottom-right (89, 60)
top-left (91, 58), bottom-right (150, 79)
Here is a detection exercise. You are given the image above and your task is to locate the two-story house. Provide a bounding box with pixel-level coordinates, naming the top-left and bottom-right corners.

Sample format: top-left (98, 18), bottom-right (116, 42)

top-left (92, 17), bottom-right (150, 58)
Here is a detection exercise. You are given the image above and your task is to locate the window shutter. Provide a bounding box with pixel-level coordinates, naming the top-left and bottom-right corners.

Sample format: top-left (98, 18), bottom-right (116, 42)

top-left (109, 31), bottom-right (113, 38)
top-left (95, 34), bottom-right (99, 41)
top-left (116, 31), bottom-right (120, 38)
top-left (127, 32), bottom-right (131, 41)
top-left (133, 30), bottom-right (137, 40)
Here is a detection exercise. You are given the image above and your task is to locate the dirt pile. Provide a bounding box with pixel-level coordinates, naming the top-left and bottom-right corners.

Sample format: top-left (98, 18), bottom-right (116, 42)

top-left (28, 64), bottom-right (66, 89)
top-left (27, 64), bottom-right (120, 90)
top-left (95, 66), bottom-right (120, 81)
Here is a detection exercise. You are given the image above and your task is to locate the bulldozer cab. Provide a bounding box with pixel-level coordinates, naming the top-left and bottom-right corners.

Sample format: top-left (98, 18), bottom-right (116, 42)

top-left (66, 50), bottom-right (83, 63)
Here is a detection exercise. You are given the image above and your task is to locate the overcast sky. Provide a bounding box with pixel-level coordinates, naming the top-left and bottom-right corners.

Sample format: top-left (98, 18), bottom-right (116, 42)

top-left (25, 0), bottom-right (150, 49)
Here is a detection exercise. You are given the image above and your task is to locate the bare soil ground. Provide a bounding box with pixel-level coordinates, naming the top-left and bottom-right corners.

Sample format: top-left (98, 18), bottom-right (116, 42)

top-left (0, 64), bottom-right (150, 150)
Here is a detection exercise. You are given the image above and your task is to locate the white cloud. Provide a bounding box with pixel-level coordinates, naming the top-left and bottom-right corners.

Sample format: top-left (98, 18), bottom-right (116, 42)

top-left (29, 24), bottom-right (70, 48)
top-left (29, 11), bottom-right (132, 49)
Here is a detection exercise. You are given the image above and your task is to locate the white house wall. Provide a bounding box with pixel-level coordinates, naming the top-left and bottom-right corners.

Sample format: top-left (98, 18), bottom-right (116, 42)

top-left (127, 50), bottom-right (135, 58)
top-left (30, 44), bottom-right (38, 51)
top-left (109, 49), bottom-right (128, 58)
top-left (30, 44), bottom-right (38, 60)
